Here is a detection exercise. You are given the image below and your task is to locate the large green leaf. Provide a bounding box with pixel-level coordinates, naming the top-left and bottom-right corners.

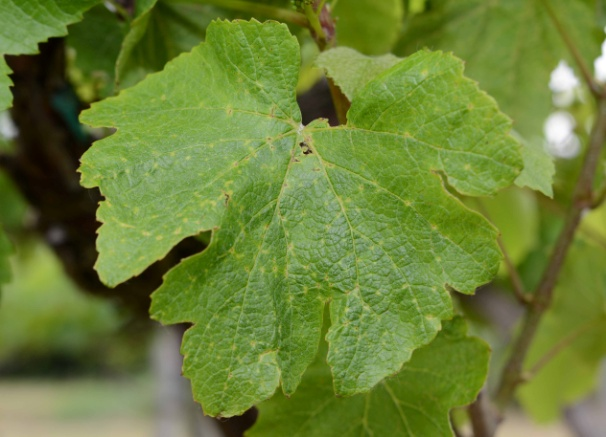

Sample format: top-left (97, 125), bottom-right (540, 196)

top-left (332, 0), bottom-right (404, 55)
top-left (518, 242), bottom-right (606, 422)
top-left (0, 0), bottom-right (100, 110)
top-left (80, 20), bottom-right (522, 416)
top-left (397, 0), bottom-right (602, 138)
top-left (249, 317), bottom-right (489, 437)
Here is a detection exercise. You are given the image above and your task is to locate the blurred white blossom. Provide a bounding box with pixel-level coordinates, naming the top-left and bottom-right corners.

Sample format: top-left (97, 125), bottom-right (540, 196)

top-left (0, 112), bottom-right (18, 139)
top-left (595, 33), bottom-right (606, 82)
top-left (549, 60), bottom-right (579, 107)
top-left (544, 111), bottom-right (580, 159)
top-left (595, 55), bottom-right (606, 82)
top-left (549, 60), bottom-right (580, 92)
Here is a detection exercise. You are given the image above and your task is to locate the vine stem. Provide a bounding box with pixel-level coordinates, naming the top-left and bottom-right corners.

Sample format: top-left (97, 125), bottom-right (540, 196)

top-left (539, 0), bottom-right (604, 98)
top-left (468, 389), bottom-right (496, 437)
top-left (106, 0), bottom-right (132, 21)
top-left (494, 95), bottom-right (606, 411)
top-left (186, 0), bottom-right (309, 28)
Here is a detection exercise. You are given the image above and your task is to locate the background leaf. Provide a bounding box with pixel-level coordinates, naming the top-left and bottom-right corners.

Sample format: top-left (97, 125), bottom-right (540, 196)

top-left (514, 138), bottom-right (555, 197)
top-left (332, 0), bottom-right (404, 55)
top-left (114, 0), bottom-right (213, 89)
top-left (81, 20), bottom-right (521, 416)
top-left (0, 229), bottom-right (11, 287)
top-left (316, 47), bottom-right (399, 101)
top-left (518, 242), bottom-right (606, 422)
top-left (249, 317), bottom-right (489, 437)
top-left (66, 4), bottom-right (127, 100)
top-left (114, 0), bottom-right (296, 90)
top-left (467, 188), bottom-right (540, 274)
top-left (0, 0), bottom-right (100, 109)
top-left (396, 0), bottom-right (602, 138)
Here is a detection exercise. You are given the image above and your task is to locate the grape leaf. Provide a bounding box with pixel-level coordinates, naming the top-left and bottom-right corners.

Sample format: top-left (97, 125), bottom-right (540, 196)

top-left (0, 228), bottom-right (11, 287)
top-left (80, 20), bottom-right (522, 416)
top-left (318, 46), bottom-right (554, 196)
top-left (66, 4), bottom-right (127, 99)
top-left (0, 0), bottom-right (100, 110)
top-left (316, 47), bottom-right (400, 101)
top-left (332, 0), bottom-right (404, 55)
top-left (514, 138), bottom-right (554, 197)
top-left (115, 0), bottom-right (213, 89)
top-left (114, 0), bottom-right (295, 90)
top-left (518, 242), bottom-right (606, 422)
top-left (249, 317), bottom-right (489, 437)
top-left (396, 0), bottom-right (602, 138)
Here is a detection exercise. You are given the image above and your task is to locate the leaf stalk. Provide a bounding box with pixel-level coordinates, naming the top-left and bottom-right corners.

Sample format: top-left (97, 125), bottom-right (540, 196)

top-left (298, 1), bottom-right (350, 124)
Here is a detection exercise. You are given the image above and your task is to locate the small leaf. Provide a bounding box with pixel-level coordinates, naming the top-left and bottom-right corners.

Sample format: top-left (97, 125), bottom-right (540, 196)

top-left (316, 47), bottom-right (400, 101)
top-left (249, 317), bottom-right (489, 437)
top-left (0, 0), bottom-right (100, 110)
top-left (518, 242), bottom-right (606, 422)
top-left (514, 139), bottom-right (554, 197)
top-left (80, 20), bottom-right (521, 416)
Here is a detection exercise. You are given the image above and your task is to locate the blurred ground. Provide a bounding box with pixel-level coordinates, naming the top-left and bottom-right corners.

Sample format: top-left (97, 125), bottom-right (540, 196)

top-left (0, 377), bottom-right (154, 437)
top-left (0, 239), bottom-right (595, 437)
top-left (496, 412), bottom-right (573, 437)
top-left (0, 377), bottom-right (575, 437)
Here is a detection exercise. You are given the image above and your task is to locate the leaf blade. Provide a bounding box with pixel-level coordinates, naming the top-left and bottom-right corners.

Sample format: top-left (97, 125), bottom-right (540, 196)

top-left (81, 20), bottom-right (522, 415)
top-left (80, 19), bottom-right (301, 286)
top-left (249, 318), bottom-right (490, 437)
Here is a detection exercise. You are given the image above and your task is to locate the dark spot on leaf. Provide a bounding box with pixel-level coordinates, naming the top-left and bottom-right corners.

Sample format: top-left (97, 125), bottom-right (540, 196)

top-left (299, 141), bottom-right (313, 155)
top-left (224, 193), bottom-right (230, 205)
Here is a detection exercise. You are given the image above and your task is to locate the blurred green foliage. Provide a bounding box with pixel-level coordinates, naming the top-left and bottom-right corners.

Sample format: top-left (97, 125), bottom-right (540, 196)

top-left (0, 244), bottom-right (148, 376)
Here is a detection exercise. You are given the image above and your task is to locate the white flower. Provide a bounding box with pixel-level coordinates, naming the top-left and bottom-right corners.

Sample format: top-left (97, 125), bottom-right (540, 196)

top-left (595, 54), bottom-right (606, 83)
top-left (549, 60), bottom-right (580, 93)
top-left (0, 112), bottom-right (18, 139)
top-left (544, 111), bottom-right (580, 159)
